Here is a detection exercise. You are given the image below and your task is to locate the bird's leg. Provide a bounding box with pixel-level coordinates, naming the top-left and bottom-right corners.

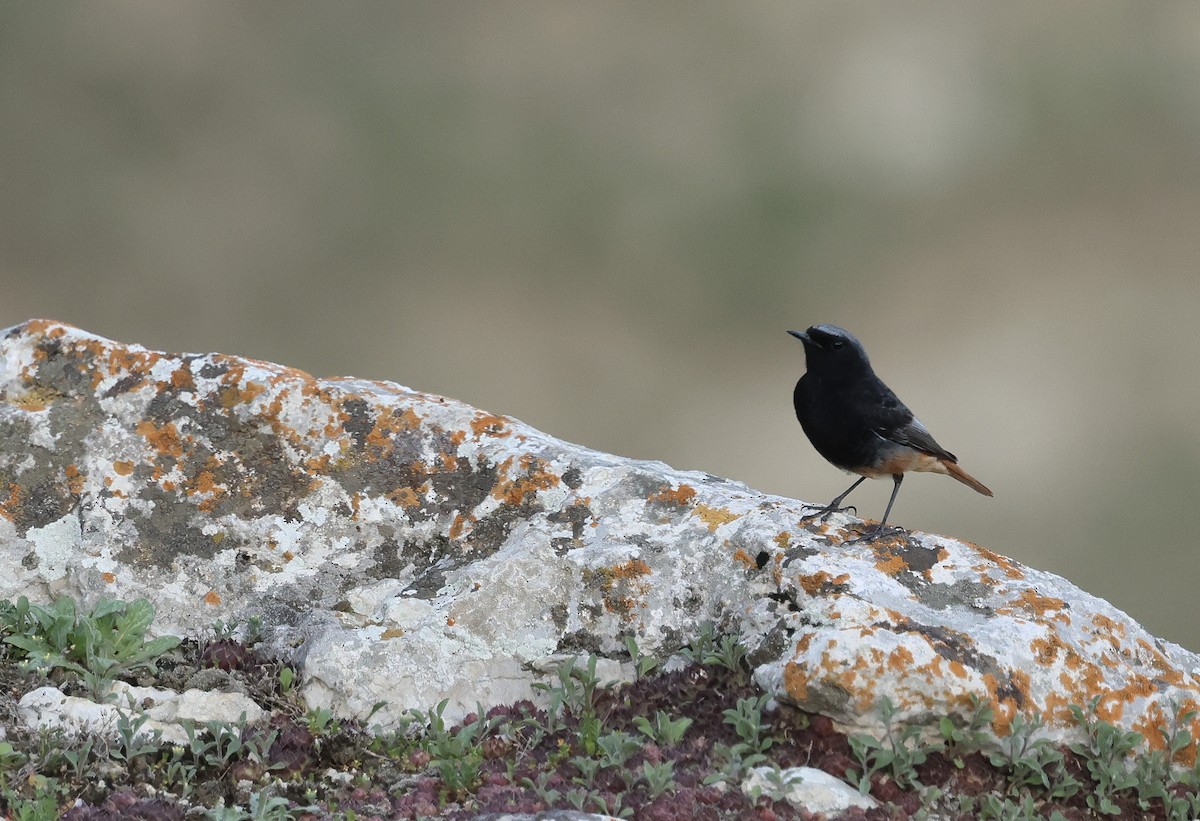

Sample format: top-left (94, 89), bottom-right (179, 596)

top-left (846, 474), bottom-right (907, 543)
top-left (800, 476), bottom-right (867, 522)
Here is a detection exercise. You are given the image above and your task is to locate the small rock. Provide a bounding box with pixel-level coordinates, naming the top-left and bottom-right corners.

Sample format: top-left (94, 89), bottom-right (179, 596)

top-left (742, 766), bottom-right (877, 814)
top-left (18, 687), bottom-right (120, 737)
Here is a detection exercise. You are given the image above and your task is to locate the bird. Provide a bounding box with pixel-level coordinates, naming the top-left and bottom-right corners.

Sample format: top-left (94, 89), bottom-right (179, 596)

top-left (788, 324), bottom-right (991, 539)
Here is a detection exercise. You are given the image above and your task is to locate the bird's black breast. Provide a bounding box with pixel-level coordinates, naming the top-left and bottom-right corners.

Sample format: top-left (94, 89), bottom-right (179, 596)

top-left (793, 373), bottom-right (914, 472)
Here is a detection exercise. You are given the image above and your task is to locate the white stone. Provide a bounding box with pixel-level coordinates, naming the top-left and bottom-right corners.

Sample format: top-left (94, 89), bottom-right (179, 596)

top-left (743, 766), bottom-right (877, 813)
top-left (18, 687), bottom-right (120, 737)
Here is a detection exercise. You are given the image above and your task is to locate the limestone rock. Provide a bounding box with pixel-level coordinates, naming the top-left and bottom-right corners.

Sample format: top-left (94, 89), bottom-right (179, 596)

top-left (742, 765), bottom-right (877, 813)
top-left (17, 683), bottom-right (266, 745)
top-left (1, 320), bottom-right (1198, 756)
top-left (18, 686), bottom-right (122, 738)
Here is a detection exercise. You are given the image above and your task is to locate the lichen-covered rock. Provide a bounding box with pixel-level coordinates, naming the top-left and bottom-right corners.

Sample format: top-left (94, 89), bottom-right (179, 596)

top-left (1, 320), bottom-right (1198, 758)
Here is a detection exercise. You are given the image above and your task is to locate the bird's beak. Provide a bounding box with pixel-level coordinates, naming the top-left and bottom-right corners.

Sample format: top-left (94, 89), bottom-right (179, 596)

top-left (787, 329), bottom-right (811, 345)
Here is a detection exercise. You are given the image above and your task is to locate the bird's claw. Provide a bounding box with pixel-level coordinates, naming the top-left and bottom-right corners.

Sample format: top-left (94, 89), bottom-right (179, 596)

top-left (800, 503), bottom-right (856, 523)
top-left (843, 523), bottom-right (906, 545)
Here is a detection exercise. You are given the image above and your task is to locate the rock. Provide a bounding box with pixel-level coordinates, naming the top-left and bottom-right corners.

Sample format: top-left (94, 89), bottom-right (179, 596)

top-left (108, 681), bottom-right (266, 742)
top-left (1, 320), bottom-right (1198, 755)
top-left (18, 683), bottom-right (266, 744)
top-left (18, 686), bottom-right (122, 737)
top-left (742, 765), bottom-right (877, 813)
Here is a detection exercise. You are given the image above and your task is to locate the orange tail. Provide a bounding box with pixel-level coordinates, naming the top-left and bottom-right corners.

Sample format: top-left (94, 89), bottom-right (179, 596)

top-left (942, 460), bottom-right (993, 497)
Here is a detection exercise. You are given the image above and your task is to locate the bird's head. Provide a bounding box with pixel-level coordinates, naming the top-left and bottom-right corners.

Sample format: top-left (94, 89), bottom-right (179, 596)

top-left (787, 324), bottom-right (872, 376)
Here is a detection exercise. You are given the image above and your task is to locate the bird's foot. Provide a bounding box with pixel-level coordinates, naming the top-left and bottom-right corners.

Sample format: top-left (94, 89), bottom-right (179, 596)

top-left (800, 503), bottom-right (856, 523)
top-left (843, 523), bottom-right (906, 545)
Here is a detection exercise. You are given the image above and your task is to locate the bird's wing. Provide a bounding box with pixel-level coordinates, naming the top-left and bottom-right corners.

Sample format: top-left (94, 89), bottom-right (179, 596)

top-left (872, 396), bottom-right (958, 462)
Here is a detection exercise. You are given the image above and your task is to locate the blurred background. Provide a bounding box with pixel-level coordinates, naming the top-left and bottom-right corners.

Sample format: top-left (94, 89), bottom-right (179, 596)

top-left (3, 3), bottom-right (1200, 648)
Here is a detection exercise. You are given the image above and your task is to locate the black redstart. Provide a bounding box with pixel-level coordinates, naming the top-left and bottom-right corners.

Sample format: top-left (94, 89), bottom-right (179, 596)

top-left (789, 324), bottom-right (991, 539)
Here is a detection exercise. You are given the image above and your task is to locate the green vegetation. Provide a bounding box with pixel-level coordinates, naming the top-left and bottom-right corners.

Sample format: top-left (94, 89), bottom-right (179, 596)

top-left (0, 601), bottom-right (1198, 819)
top-left (2, 596), bottom-right (181, 699)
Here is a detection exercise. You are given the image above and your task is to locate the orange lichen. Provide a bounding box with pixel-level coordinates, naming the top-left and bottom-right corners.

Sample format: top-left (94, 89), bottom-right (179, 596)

top-left (398, 407), bottom-right (422, 429)
top-left (782, 661), bottom-right (811, 701)
top-left (610, 558), bottom-right (651, 580)
top-left (470, 413), bottom-right (511, 437)
top-left (1000, 590), bottom-right (1067, 618)
top-left (1090, 613), bottom-right (1125, 639)
top-left (593, 559), bottom-right (653, 619)
top-left (693, 504), bottom-right (738, 531)
top-left (0, 483), bottom-right (23, 523)
top-left (972, 545), bottom-right (1025, 580)
top-left (113, 460), bottom-right (135, 476)
top-left (731, 548), bottom-right (758, 569)
top-left (449, 513), bottom-right (470, 540)
top-left (648, 483), bottom-right (697, 506)
top-left (491, 457), bottom-right (560, 506)
top-left (887, 645), bottom-right (915, 672)
top-left (135, 420), bottom-right (184, 458)
top-left (388, 485), bottom-right (424, 509)
top-left (204, 591), bottom-right (222, 606)
top-left (169, 365), bottom-right (196, 392)
top-left (796, 571), bottom-right (849, 596)
top-left (64, 464), bottom-right (84, 495)
top-left (100, 572), bottom-right (116, 584)
top-left (1031, 635), bottom-right (1061, 665)
top-left (191, 469), bottom-right (219, 495)
top-left (381, 627), bottom-right (405, 640)
top-left (773, 531), bottom-right (791, 549)
top-left (874, 552), bottom-right (908, 576)
top-left (218, 381), bottom-right (266, 409)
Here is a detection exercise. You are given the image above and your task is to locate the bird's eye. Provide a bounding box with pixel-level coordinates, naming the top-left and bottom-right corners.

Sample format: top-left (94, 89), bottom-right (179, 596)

top-left (831, 340), bottom-right (844, 349)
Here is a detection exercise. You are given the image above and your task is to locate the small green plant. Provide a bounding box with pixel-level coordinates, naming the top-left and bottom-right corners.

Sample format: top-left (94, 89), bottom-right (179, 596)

top-left (977, 792), bottom-right (1069, 821)
top-left (680, 622), bottom-right (748, 671)
top-left (939, 694), bottom-right (994, 767)
top-left (411, 699), bottom-right (490, 801)
top-left (569, 754), bottom-right (605, 787)
top-left (304, 706), bottom-right (339, 736)
top-left (532, 654), bottom-right (612, 739)
top-left (594, 730), bottom-right (640, 768)
top-left (1126, 701), bottom-right (1197, 815)
top-left (1068, 697), bottom-right (1143, 814)
top-left (724, 693), bottom-right (774, 756)
top-left (519, 771), bottom-right (562, 806)
top-left (278, 665), bottom-right (295, 693)
top-left (2, 786), bottom-right (62, 821)
top-left (743, 765), bottom-right (804, 803)
top-left (987, 712), bottom-right (1079, 799)
top-left (623, 634), bottom-right (658, 679)
top-left (638, 759), bottom-right (677, 799)
top-left (206, 789), bottom-right (297, 820)
top-left (0, 740), bottom-right (26, 770)
top-left (846, 696), bottom-right (929, 793)
top-left (703, 692), bottom-right (775, 786)
top-left (3, 596), bottom-right (181, 698)
top-left (632, 710), bottom-right (693, 747)
top-left (112, 710), bottom-right (163, 762)
top-left (179, 714), bottom-right (280, 778)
